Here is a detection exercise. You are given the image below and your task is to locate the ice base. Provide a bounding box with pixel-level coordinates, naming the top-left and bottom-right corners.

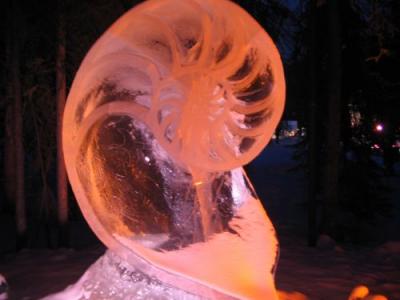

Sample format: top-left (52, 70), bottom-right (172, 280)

top-left (42, 250), bottom-right (200, 300)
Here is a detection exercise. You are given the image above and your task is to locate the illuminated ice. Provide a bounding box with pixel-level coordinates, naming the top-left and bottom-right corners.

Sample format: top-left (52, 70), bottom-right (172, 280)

top-left (53, 0), bottom-right (286, 298)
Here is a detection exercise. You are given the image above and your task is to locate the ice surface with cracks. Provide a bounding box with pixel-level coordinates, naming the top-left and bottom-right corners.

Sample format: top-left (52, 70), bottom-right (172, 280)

top-left (56, 0), bottom-right (285, 298)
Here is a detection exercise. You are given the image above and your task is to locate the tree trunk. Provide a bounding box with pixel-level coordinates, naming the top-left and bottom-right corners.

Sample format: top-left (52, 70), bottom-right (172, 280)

top-left (3, 60), bottom-right (16, 213)
top-left (3, 111), bottom-right (16, 213)
top-left (9, 0), bottom-right (27, 250)
top-left (3, 7), bottom-right (15, 213)
top-left (307, 0), bottom-right (318, 247)
top-left (56, 1), bottom-right (69, 248)
top-left (321, 0), bottom-right (342, 236)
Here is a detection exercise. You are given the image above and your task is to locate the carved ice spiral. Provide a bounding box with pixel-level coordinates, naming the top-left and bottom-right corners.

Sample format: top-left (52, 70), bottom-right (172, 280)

top-left (64, 0), bottom-right (285, 172)
top-left (63, 0), bottom-right (284, 298)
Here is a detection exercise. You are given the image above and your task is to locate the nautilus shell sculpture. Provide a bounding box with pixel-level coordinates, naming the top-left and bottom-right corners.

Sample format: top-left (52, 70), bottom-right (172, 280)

top-left (63, 0), bottom-right (285, 298)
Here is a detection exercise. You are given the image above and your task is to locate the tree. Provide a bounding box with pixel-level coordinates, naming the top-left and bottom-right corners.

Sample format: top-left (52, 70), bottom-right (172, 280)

top-left (307, 0), bottom-right (318, 247)
top-left (3, 23), bottom-right (16, 213)
top-left (320, 0), bottom-right (343, 236)
top-left (304, 0), bottom-right (395, 243)
top-left (56, 0), bottom-right (69, 248)
top-left (7, 0), bottom-right (27, 249)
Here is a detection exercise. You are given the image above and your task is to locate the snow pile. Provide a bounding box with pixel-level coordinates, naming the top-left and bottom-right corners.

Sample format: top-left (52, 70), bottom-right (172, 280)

top-left (316, 234), bottom-right (336, 251)
top-left (0, 274), bottom-right (8, 300)
top-left (375, 241), bottom-right (400, 256)
top-left (275, 231), bottom-right (400, 300)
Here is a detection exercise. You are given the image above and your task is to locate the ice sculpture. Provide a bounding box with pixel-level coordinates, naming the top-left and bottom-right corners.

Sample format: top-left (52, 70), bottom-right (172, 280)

top-left (60, 0), bottom-right (285, 299)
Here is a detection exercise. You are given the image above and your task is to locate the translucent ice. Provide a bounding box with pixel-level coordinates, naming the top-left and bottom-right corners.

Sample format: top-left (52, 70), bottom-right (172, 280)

top-left (42, 251), bottom-right (201, 300)
top-left (60, 0), bottom-right (285, 298)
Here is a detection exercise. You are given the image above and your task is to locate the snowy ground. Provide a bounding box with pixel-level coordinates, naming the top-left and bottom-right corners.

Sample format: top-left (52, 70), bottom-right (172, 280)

top-left (276, 228), bottom-right (400, 299)
top-left (1, 137), bottom-right (399, 299)
top-left (250, 138), bottom-right (400, 299)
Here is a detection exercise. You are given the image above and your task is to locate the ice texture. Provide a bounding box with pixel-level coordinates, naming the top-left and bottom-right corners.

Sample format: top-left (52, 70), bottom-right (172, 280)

top-left (71, 116), bottom-right (279, 298)
top-left (42, 251), bottom-right (201, 300)
top-left (64, 0), bottom-right (285, 172)
top-left (61, 0), bottom-right (285, 298)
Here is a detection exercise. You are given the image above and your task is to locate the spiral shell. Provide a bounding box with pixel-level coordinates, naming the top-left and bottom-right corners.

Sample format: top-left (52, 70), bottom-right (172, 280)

top-left (63, 0), bottom-right (284, 298)
top-left (64, 0), bottom-right (285, 172)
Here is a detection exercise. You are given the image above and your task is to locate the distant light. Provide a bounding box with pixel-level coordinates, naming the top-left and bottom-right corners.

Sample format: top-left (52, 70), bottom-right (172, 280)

top-left (144, 156), bottom-right (150, 162)
top-left (372, 144), bottom-right (380, 149)
top-left (375, 124), bottom-right (383, 132)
